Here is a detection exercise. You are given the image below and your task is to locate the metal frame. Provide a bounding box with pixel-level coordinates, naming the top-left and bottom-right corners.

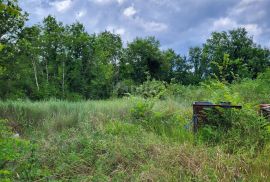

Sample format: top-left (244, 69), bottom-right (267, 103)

top-left (192, 102), bottom-right (242, 132)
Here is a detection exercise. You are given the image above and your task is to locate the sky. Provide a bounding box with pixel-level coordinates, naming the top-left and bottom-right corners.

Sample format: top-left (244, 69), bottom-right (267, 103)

top-left (19, 0), bottom-right (270, 55)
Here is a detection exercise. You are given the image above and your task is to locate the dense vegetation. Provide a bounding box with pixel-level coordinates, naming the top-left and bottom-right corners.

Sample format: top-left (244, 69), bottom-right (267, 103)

top-left (1, 71), bottom-right (270, 181)
top-left (0, 0), bottom-right (269, 100)
top-left (1, 1), bottom-right (270, 181)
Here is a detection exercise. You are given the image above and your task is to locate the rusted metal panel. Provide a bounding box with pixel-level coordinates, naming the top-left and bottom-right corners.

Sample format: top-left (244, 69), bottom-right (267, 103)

top-left (192, 101), bottom-right (242, 132)
top-left (259, 104), bottom-right (270, 121)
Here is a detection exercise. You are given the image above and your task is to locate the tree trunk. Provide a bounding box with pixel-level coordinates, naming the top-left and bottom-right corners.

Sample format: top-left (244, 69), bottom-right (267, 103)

top-left (62, 60), bottom-right (65, 98)
top-left (32, 59), bottom-right (40, 91)
top-left (45, 59), bottom-right (49, 83)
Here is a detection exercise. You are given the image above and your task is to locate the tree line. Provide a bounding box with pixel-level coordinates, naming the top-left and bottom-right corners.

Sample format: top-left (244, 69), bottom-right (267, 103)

top-left (1, 0), bottom-right (270, 100)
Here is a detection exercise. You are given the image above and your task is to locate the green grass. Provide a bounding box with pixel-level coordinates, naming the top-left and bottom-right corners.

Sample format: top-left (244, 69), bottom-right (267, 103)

top-left (1, 77), bottom-right (270, 181)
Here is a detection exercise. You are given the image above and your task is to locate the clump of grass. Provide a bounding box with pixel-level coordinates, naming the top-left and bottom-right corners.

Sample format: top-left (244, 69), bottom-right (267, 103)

top-left (130, 97), bottom-right (193, 143)
top-left (0, 99), bottom-right (132, 135)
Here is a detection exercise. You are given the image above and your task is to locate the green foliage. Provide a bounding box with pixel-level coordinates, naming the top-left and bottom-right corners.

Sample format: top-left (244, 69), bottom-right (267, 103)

top-left (210, 53), bottom-right (248, 82)
top-left (130, 97), bottom-right (154, 119)
top-left (198, 109), bottom-right (270, 155)
top-left (0, 0), bottom-right (28, 43)
top-left (0, 85), bottom-right (270, 181)
top-left (130, 97), bottom-right (193, 142)
top-left (191, 28), bottom-right (270, 83)
top-left (105, 120), bottom-right (143, 137)
top-left (0, 119), bottom-right (34, 181)
top-left (122, 37), bottom-right (163, 83)
top-left (201, 80), bottom-right (242, 105)
top-left (113, 79), bottom-right (135, 97)
top-left (0, 43), bottom-right (4, 51)
top-left (0, 0), bottom-right (270, 180)
top-left (136, 77), bottom-right (168, 99)
top-left (0, 5), bottom-right (269, 100)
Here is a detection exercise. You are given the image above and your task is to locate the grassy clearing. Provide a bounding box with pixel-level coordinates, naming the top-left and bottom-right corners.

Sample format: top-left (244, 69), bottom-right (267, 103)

top-left (1, 77), bottom-right (270, 181)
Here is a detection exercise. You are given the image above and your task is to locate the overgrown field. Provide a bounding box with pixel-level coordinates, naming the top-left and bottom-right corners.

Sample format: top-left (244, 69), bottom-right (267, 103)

top-left (1, 73), bottom-right (270, 181)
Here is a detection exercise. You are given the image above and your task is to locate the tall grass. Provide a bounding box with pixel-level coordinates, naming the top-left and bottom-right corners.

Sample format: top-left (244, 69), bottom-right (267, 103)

top-left (1, 74), bottom-right (270, 181)
top-left (0, 99), bottom-right (132, 134)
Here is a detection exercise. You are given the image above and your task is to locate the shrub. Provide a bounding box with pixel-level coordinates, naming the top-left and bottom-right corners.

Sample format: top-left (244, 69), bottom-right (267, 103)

top-left (0, 119), bottom-right (34, 181)
top-left (130, 98), bottom-right (154, 120)
top-left (198, 109), bottom-right (270, 155)
top-left (201, 80), bottom-right (242, 105)
top-left (130, 98), bottom-right (193, 142)
top-left (136, 79), bottom-right (167, 99)
top-left (113, 79), bottom-right (136, 97)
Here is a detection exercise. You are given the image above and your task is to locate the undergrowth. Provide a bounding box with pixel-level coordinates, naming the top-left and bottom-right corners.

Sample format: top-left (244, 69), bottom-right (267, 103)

top-left (0, 72), bottom-right (270, 181)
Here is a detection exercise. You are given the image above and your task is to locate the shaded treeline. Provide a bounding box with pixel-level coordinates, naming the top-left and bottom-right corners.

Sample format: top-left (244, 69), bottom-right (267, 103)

top-left (1, 0), bottom-right (270, 100)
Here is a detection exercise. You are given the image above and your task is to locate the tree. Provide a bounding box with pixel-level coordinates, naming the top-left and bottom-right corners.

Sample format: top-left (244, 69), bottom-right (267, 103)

top-left (18, 26), bottom-right (42, 95)
top-left (65, 22), bottom-right (94, 98)
top-left (39, 15), bottom-right (66, 97)
top-left (0, 0), bottom-right (28, 99)
top-left (122, 37), bottom-right (163, 83)
top-left (162, 49), bottom-right (190, 84)
top-left (188, 47), bottom-right (206, 83)
top-left (201, 28), bottom-right (270, 82)
top-left (1, 1), bottom-right (270, 100)
top-left (90, 31), bottom-right (122, 98)
top-left (210, 53), bottom-right (249, 82)
top-left (0, 0), bottom-right (27, 44)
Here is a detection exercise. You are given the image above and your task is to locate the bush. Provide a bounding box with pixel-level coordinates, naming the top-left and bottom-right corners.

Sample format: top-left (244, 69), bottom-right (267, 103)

top-left (0, 119), bottom-right (34, 181)
top-left (130, 98), bottom-right (193, 142)
top-left (113, 79), bottom-right (136, 97)
top-left (198, 109), bottom-right (270, 155)
top-left (201, 80), bottom-right (242, 105)
top-left (130, 98), bottom-right (154, 120)
top-left (136, 79), bottom-right (167, 99)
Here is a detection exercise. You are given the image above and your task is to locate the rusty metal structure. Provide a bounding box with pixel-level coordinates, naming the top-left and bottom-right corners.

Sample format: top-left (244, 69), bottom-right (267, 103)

top-left (259, 104), bottom-right (270, 121)
top-left (192, 101), bottom-right (242, 132)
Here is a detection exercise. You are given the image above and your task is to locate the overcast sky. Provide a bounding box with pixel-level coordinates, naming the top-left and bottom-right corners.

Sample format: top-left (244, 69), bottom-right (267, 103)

top-left (19, 0), bottom-right (270, 54)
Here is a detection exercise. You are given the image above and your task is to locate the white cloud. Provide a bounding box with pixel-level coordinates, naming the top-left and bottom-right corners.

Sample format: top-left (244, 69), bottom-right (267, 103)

top-left (91, 0), bottom-right (110, 4)
top-left (212, 17), bottom-right (262, 38)
top-left (106, 25), bottom-right (125, 35)
top-left (144, 21), bottom-right (168, 32)
top-left (50, 0), bottom-right (72, 12)
top-left (90, 0), bottom-right (125, 5)
top-left (133, 17), bottom-right (168, 32)
top-left (116, 28), bottom-right (125, 35)
top-left (243, 24), bottom-right (262, 37)
top-left (149, 0), bottom-right (181, 12)
top-left (212, 17), bottom-right (237, 30)
top-left (228, 0), bottom-right (266, 22)
top-left (34, 7), bottom-right (50, 18)
top-left (123, 6), bottom-right (137, 17)
top-left (116, 0), bottom-right (125, 4)
top-left (19, 0), bottom-right (270, 53)
top-left (76, 10), bottom-right (86, 18)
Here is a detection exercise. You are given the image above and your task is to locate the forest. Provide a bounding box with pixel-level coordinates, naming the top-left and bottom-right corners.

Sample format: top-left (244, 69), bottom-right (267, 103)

top-left (1, 0), bottom-right (270, 181)
top-left (1, 0), bottom-right (269, 100)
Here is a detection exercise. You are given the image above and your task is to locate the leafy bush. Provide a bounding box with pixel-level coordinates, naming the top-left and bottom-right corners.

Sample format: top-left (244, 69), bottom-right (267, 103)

top-left (198, 109), bottom-right (270, 155)
top-left (130, 98), bottom-right (193, 142)
top-left (0, 119), bottom-right (34, 181)
top-left (113, 79), bottom-right (136, 97)
top-left (201, 80), bottom-right (242, 105)
top-left (136, 78), bottom-right (167, 99)
top-left (130, 98), bottom-right (154, 120)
